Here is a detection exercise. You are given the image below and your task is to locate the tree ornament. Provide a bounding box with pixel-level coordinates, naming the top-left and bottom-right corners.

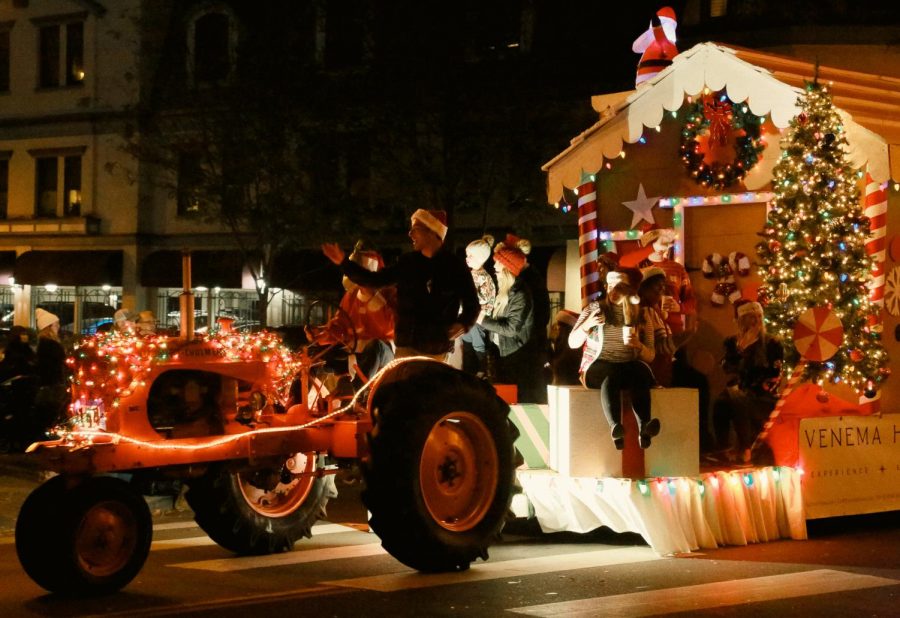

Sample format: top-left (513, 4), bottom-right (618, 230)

top-left (793, 307), bottom-right (843, 362)
top-left (798, 112), bottom-right (808, 125)
top-left (815, 390), bottom-right (829, 403)
top-left (679, 91), bottom-right (765, 190)
top-left (849, 349), bottom-right (864, 362)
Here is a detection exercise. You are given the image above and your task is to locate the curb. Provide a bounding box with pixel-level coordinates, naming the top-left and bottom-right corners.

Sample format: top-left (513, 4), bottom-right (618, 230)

top-left (0, 454), bottom-right (47, 483)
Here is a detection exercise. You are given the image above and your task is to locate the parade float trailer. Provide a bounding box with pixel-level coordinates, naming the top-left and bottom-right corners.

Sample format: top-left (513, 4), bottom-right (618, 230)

top-left (506, 40), bottom-right (900, 556)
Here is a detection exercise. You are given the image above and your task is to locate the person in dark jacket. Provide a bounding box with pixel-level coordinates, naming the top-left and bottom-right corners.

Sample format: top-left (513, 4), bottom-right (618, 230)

top-left (478, 240), bottom-right (535, 400)
top-left (322, 209), bottom-right (479, 360)
top-left (712, 300), bottom-right (783, 465)
top-left (0, 326), bottom-right (36, 384)
top-left (511, 235), bottom-right (551, 404)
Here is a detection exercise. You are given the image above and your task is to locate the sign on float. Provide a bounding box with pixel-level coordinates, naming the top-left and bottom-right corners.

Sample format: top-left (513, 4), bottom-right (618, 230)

top-left (799, 415), bottom-right (900, 519)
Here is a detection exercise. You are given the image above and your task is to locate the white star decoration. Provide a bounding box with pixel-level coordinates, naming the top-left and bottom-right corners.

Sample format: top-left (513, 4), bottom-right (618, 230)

top-left (622, 183), bottom-right (660, 228)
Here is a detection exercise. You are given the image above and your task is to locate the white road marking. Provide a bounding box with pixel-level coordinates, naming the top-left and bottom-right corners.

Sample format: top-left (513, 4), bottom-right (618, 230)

top-left (151, 522), bottom-right (361, 550)
top-left (507, 569), bottom-right (900, 616)
top-left (153, 521), bottom-right (198, 531)
top-left (324, 547), bottom-right (661, 592)
top-left (171, 542), bottom-right (387, 571)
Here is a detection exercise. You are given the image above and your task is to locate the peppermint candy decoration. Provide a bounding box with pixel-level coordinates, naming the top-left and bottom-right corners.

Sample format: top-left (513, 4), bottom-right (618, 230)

top-left (793, 307), bottom-right (843, 362)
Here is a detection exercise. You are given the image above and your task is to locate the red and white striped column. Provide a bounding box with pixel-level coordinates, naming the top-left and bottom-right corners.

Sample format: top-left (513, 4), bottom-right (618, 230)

top-left (860, 172), bottom-right (887, 412)
top-left (576, 178), bottom-right (602, 307)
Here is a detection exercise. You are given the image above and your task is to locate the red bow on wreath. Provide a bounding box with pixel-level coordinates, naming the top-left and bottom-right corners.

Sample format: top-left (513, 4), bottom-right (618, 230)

top-left (702, 251), bottom-right (752, 306)
top-left (704, 98), bottom-right (733, 147)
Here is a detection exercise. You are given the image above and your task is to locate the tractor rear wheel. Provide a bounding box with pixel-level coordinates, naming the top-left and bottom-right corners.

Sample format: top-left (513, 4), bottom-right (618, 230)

top-left (187, 453), bottom-right (336, 555)
top-left (362, 363), bottom-right (516, 572)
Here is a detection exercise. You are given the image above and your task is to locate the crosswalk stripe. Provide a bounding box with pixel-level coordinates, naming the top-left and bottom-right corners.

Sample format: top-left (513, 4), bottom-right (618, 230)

top-left (324, 547), bottom-right (660, 592)
top-left (153, 521), bottom-right (197, 531)
top-left (507, 569), bottom-right (900, 617)
top-left (171, 542), bottom-right (386, 571)
top-left (151, 523), bottom-right (363, 550)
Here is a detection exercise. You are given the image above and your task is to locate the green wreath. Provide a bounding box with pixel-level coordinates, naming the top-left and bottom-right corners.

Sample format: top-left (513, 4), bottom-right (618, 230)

top-left (679, 93), bottom-right (765, 191)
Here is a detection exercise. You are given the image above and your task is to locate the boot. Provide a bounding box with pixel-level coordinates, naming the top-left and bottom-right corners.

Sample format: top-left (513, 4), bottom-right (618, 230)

top-left (610, 423), bottom-right (625, 450)
top-left (638, 417), bottom-right (661, 449)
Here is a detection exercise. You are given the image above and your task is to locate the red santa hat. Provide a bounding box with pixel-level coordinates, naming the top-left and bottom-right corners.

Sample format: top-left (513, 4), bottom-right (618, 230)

top-left (350, 248), bottom-right (384, 272)
top-left (410, 209), bottom-right (448, 240)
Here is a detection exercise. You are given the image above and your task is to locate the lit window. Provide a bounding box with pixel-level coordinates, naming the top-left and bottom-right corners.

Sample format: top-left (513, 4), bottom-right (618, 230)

top-left (28, 147), bottom-right (86, 218)
top-left (33, 14), bottom-right (85, 88)
top-left (177, 153), bottom-right (205, 216)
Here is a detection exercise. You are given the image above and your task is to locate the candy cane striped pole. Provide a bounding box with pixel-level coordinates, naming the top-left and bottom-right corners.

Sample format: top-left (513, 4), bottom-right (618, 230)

top-left (576, 177), bottom-right (602, 307)
top-left (860, 172), bottom-right (887, 413)
top-left (750, 361), bottom-right (806, 453)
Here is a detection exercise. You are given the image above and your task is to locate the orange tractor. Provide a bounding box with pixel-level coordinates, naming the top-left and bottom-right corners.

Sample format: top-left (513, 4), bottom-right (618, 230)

top-left (14, 256), bottom-right (517, 595)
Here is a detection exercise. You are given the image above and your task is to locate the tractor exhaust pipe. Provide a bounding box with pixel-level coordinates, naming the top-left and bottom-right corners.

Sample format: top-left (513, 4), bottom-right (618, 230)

top-left (180, 249), bottom-right (195, 340)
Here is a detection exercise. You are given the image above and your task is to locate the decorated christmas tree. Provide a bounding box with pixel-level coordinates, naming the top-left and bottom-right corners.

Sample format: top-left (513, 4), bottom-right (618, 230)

top-left (756, 80), bottom-right (889, 397)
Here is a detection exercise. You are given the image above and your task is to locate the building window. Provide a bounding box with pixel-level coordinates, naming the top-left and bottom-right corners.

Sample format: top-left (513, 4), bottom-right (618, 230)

top-left (177, 153), bottom-right (205, 216)
top-left (35, 157), bottom-right (58, 217)
top-left (187, 9), bottom-right (236, 87)
top-left (0, 24), bottom-right (11, 93)
top-left (33, 13), bottom-right (86, 88)
top-left (38, 25), bottom-right (59, 87)
top-left (0, 156), bottom-right (9, 219)
top-left (64, 155), bottom-right (81, 216)
top-left (29, 147), bottom-right (85, 218)
top-left (324, 0), bottom-right (364, 69)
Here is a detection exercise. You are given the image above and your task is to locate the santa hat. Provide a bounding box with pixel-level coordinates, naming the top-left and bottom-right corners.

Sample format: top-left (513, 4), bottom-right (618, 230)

top-left (618, 245), bottom-right (653, 268)
top-left (640, 266), bottom-right (667, 285)
top-left (410, 209), bottom-right (448, 240)
top-left (493, 243), bottom-right (527, 276)
top-left (350, 248), bottom-right (384, 272)
top-left (35, 308), bottom-right (59, 331)
top-left (735, 300), bottom-right (764, 319)
top-left (466, 235), bottom-right (495, 267)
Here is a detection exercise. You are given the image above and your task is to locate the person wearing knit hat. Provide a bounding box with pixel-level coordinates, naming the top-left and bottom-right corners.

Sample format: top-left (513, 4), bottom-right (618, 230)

top-left (568, 266), bottom-right (661, 450)
top-left (478, 240), bottom-right (535, 398)
top-left (34, 307), bottom-right (68, 431)
top-left (461, 235), bottom-right (497, 379)
top-left (321, 212), bottom-right (478, 359)
top-left (710, 298), bottom-right (783, 465)
top-left (35, 308), bottom-right (59, 333)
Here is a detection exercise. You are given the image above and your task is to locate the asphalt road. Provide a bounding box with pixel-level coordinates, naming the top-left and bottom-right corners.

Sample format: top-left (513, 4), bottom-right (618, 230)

top-left (0, 459), bottom-right (897, 617)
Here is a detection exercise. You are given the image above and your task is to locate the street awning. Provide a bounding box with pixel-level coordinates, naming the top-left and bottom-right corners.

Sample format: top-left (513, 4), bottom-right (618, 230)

top-left (141, 250), bottom-right (244, 289)
top-left (14, 250), bottom-right (123, 286)
top-left (271, 251), bottom-right (342, 292)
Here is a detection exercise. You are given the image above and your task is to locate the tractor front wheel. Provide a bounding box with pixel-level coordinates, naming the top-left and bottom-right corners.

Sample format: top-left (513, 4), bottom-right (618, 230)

top-left (187, 453), bottom-right (337, 555)
top-left (16, 475), bottom-right (152, 595)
